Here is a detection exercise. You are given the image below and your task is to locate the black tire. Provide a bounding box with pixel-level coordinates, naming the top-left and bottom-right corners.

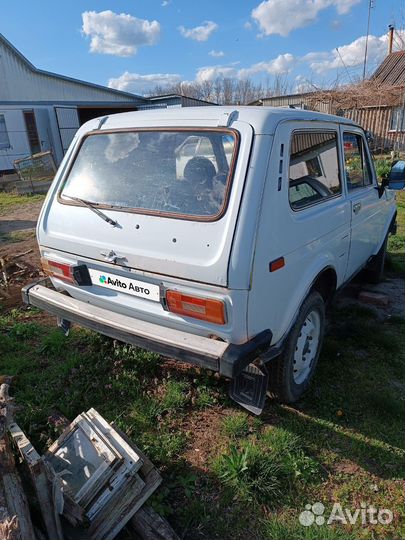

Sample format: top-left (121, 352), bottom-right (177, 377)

top-left (364, 234), bottom-right (388, 284)
top-left (267, 291), bottom-right (325, 403)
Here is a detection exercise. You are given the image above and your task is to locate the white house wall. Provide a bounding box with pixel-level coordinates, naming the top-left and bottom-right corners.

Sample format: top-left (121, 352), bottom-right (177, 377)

top-left (0, 108), bottom-right (30, 171)
top-left (0, 105), bottom-right (64, 171)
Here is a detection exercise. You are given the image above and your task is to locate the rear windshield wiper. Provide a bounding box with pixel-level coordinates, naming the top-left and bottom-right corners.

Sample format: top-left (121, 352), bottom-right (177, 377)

top-left (62, 194), bottom-right (119, 227)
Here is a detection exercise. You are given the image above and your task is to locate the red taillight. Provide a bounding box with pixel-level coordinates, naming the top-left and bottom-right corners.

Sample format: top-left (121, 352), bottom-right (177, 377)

top-left (166, 290), bottom-right (226, 325)
top-left (41, 257), bottom-right (75, 283)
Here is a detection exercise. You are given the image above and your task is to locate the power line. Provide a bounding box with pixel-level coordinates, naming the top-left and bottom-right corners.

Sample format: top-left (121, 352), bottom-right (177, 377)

top-left (336, 48), bottom-right (354, 84)
top-left (363, 0), bottom-right (375, 80)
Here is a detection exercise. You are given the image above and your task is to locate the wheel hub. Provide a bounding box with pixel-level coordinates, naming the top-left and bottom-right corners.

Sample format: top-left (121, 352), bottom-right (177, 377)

top-left (293, 310), bottom-right (321, 385)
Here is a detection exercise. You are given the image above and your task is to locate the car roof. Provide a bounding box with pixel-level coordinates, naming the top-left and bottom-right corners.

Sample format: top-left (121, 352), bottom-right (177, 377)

top-left (79, 105), bottom-right (357, 136)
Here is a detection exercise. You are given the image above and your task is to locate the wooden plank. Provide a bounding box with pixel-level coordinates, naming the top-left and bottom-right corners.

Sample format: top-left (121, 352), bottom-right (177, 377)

top-left (1, 474), bottom-right (36, 540)
top-left (8, 422), bottom-right (64, 540)
top-left (0, 378), bottom-right (37, 540)
top-left (88, 475), bottom-right (145, 540)
top-left (105, 467), bottom-right (162, 540)
top-left (86, 417), bottom-right (162, 540)
top-left (130, 506), bottom-right (180, 540)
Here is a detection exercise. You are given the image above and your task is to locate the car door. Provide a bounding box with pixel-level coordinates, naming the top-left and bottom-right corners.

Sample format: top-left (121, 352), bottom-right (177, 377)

top-left (341, 127), bottom-right (382, 280)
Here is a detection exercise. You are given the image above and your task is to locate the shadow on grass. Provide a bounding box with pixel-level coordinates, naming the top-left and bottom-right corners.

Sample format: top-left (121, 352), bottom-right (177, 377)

top-left (260, 302), bottom-right (405, 480)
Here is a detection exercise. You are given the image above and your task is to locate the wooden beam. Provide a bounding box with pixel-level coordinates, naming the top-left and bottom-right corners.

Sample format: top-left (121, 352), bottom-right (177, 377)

top-left (8, 422), bottom-right (64, 540)
top-left (0, 378), bottom-right (37, 540)
top-left (130, 506), bottom-right (180, 540)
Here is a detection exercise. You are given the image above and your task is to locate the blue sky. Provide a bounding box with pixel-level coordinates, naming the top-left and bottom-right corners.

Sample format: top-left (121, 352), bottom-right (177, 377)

top-left (1, 0), bottom-right (404, 95)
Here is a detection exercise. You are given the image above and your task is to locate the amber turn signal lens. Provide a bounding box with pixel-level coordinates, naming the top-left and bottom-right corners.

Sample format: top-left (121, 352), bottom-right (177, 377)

top-left (166, 290), bottom-right (226, 325)
top-left (269, 257), bottom-right (285, 272)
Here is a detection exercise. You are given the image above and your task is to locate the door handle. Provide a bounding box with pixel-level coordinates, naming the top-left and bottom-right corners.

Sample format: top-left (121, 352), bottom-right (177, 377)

top-left (353, 202), bottom-right (362, 214)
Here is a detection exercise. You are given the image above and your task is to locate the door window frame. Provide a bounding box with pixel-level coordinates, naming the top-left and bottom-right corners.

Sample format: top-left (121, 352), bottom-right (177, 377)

top-left (340, 127), bottom-right (376, 195)
top-left (288, 128), bottom-right (343, 212)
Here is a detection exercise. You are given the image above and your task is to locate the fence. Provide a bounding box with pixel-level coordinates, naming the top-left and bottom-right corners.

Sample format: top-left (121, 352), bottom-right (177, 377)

top-left (12, 151), bottom-right (56, 193)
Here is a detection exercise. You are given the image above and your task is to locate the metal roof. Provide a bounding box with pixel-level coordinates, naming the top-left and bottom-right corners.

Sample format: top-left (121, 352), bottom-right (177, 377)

top-left (0, 33), bottom-right (147, 102)
top-left (148, 94), bottom-right (217, 105)
top-left (372, 51), bottom-right (405, 86)
top-left (75, 105), bottom-right (355, 137)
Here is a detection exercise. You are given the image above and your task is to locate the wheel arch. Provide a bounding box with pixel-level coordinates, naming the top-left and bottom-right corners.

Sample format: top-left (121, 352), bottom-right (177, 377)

top-left (310, 266), bottom-right (338, 307)
top-left (372, 207), bottom-right (397, 256)
top-left (264, 264), bottom-right (338, 361)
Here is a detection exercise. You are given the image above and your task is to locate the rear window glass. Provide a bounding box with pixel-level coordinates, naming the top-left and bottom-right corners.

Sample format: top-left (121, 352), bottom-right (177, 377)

top-left (60, 130), bottom-right (237, 219)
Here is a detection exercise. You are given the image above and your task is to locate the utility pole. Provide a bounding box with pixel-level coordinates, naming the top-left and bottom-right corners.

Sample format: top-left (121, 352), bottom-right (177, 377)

top-left (362, 0), bottom-right (374, 80)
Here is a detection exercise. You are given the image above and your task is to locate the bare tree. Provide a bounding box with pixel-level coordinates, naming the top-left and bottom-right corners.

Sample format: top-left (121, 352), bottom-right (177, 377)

top-left (147, 74), bottom-right (297, 105)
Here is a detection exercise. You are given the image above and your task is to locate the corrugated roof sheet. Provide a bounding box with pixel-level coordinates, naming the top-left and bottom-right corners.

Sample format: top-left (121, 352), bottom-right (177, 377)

top-left (0, 32), bottom-right (146, 102)
top-left (372, 51), bottom-right (405, 86)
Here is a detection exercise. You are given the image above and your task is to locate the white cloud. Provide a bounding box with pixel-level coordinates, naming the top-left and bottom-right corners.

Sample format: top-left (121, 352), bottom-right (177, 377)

top-left (334, 0), bottom-right (360, 14)
top-left (178, 21), bottom-right (218, 42)
top-left (244, 21), bottom-right (253, 30)
top-left (82, 10), bottom-right (160, 56)
top-left (251, 0), bottom-right (361, 37)
top-left (294, 75), bottom-right (315, 93)
top-left (196, 53), bottom-right (295, 82)
top-left (305, 33), bottom-right (390, 73)
top-left (209, 50), bottom-right (225, 57)
top-left (161, 0), bottom-right (170, 6)
top-left (238, 53), bottom-right (295, 78)
top-left (196, 65), bottom-right (237, 83)
top-left (108, 72), bottom-right (181, 93)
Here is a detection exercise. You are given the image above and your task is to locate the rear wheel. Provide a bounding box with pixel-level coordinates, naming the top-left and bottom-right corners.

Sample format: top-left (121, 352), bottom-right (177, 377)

top-left (267, 291), bottom-right (325, 403)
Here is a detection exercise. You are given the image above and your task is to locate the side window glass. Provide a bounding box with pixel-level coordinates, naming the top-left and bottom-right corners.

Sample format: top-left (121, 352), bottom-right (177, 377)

top-left (289, 131), bottom-right (341, 210)
top-left (343, 133), bottom-right (372, 190)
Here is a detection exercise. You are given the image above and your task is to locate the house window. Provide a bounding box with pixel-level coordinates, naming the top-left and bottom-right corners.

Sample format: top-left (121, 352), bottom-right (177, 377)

top-left (23, 110), bottom-right (41, 155)
top-left (0, 114), bottom-right (11, 150)
top-left (390, 107), bottom-right (405, 132)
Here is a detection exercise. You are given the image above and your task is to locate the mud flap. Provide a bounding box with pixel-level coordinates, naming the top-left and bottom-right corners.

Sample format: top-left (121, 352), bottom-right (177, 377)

top-left (57, 317), bottom-right (71, 337)
top-left (229, 363), bottom-right (268, 415)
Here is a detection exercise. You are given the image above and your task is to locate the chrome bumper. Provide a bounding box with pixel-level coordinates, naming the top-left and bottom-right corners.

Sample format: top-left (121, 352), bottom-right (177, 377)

top-left (22, 279), bottom-right (271, 377)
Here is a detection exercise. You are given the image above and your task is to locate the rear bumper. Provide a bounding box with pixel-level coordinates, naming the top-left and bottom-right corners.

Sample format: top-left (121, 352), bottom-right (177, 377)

top-left (22, 279), bottom-right (271, 378)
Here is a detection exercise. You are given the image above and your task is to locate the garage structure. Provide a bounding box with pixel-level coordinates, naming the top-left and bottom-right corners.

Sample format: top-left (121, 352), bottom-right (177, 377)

top-left (0, 33), bottom-right (214, 174)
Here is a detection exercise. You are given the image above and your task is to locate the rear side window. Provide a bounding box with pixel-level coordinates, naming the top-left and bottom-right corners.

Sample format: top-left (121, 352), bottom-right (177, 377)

top-left (343, 132), bottom-right (372, 190)
top-left (60, 129), bottom-right (238, 220)
top-left (289, 131), bottom-right (341, 210)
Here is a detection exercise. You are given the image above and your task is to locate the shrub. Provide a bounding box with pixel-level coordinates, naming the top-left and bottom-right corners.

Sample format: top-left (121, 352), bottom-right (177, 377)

top-left (374, 158), bottom-right (391, 180)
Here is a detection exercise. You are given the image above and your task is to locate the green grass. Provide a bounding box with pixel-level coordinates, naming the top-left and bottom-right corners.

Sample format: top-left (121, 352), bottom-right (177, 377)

top-left (387, 191), bottom-right (405, 275)
top-left (0, 192), bottom-right (45, 214)
top-left (1, 300), bottom-right (404, 540)
top-left (0, 191), bottom-right (404, 539)
top-left (0, 229), bottom-right (36, 243)
top-left (221, 411), bottom-right (250, 438)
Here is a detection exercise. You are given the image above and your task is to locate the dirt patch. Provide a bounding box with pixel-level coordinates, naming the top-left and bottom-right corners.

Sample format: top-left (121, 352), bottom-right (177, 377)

top-left (337, 277), bottom-right (405, 320)
top-left (181, 408), bottom-right (229, 471)
top-left (0, 200), bottom-right (43, 235)
top-left (332, 460), bottom-right (362, 475)
top-left (0, 201), bottom-right (43, 310)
